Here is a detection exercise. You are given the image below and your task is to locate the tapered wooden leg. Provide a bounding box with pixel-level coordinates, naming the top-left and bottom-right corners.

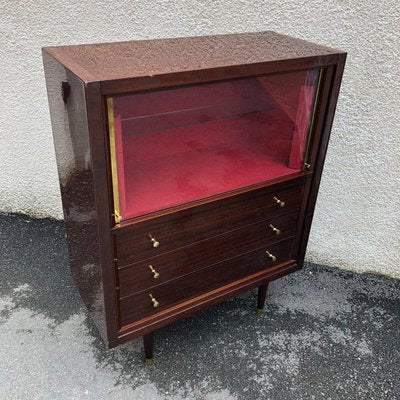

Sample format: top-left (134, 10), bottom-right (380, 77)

top-left (256, 283), bottom-right (269, 315)
top-left (143, 332), bottom-right (154, 366)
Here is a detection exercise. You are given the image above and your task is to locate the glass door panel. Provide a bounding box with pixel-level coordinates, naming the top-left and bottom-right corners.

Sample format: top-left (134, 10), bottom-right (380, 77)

top-left (107, 68), bottom-right (321, 221)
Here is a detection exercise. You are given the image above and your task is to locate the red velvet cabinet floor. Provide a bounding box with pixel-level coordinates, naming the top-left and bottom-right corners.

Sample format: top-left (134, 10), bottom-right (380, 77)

top-left (42, 31), bottom-right (346, 365)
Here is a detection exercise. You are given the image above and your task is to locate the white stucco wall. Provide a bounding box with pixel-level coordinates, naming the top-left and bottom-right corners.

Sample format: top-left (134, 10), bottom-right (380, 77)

top-left (0, 1), bottom-right (399, 277)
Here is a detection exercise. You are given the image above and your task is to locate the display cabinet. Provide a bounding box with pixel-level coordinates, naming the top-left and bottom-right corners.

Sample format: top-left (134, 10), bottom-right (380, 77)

top-left (43, 31), bottom-right (346, 364)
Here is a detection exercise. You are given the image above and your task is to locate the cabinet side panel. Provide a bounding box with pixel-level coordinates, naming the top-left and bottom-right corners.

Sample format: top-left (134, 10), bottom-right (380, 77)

top-left (42, 51), bottom-right (108, 342)
top-left (297, 56), bottom-right (347, 265)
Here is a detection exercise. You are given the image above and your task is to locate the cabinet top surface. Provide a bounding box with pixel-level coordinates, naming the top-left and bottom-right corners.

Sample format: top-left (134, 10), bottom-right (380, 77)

top-left (43, 31), bottom-right (344, 83)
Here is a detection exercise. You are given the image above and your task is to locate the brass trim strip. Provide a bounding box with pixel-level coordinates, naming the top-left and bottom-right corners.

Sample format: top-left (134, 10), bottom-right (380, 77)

top-left (107, 97), bottom-right (122, 223)
top-left (302, 67), bottom-right (324, 170)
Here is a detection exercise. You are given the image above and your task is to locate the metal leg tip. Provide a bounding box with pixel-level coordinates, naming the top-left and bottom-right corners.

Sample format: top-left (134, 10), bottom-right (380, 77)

top-left (256, 308), bottom-right (264, 315)
top-left (145, 358), bottom-right (154, 366)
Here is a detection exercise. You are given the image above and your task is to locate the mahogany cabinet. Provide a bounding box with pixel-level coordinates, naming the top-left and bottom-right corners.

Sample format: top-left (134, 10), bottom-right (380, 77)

top-left (42, 31), bottom-right (346, 364)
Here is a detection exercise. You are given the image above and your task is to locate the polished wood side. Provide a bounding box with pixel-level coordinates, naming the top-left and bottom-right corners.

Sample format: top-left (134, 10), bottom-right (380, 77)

top-left (119, 237), bottom-right (294, 326)
top-left (118, 212), bottom-right (299, 297)
top-left (114, 178), bottom-right (304, 266)
top-left (42, 53), bottom-right (110, 343)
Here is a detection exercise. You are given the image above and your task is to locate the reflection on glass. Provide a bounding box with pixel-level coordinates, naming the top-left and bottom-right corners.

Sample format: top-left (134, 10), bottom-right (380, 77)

top-left (108, 68), bottom-right (321, 220)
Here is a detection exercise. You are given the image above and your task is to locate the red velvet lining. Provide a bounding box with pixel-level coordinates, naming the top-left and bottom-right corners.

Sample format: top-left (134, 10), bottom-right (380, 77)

top-left (115, 109), bottom-right (296, 219)
top-left (112, 73), bottom-right (317, 219)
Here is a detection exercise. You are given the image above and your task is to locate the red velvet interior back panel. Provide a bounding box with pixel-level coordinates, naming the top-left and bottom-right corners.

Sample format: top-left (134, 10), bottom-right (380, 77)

top-left (111, 70), bottom-right (319, 220)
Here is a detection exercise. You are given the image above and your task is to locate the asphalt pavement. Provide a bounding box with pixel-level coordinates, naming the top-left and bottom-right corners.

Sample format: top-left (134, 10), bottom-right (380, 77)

top-left (0, 212), bottom-right (399, 400)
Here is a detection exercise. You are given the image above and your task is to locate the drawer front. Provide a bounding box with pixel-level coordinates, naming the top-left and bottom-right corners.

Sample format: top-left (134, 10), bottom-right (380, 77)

top-left (118, 211), bottom-right (299, 297)
top-left (115, 177), bottom-right (305, 266)
top-left (119, 237), bottom-right (295, 326)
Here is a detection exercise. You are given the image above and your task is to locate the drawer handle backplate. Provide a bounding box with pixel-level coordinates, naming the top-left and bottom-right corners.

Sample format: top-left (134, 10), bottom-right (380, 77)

top-left (269, 224), bottom-right (282, 235)
top-left (149, 293), bottom-right (159, 308)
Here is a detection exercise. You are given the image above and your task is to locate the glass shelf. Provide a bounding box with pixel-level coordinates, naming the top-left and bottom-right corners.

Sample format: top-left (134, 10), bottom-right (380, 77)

top-left (107, 68), bottom-right (321, 221)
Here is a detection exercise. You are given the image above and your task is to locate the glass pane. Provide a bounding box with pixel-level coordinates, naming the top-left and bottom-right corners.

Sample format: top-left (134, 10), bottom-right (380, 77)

top-left (108, 68), bottom-right (320, 220)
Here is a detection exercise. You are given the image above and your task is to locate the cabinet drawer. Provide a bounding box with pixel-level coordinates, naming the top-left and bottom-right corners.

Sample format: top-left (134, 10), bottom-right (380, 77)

top-left (114, 177), bottom-right (305, 266)
top-left (118, 211), bottom-right (299, 297)
top-left (119, 237), bottom-right (295, 326)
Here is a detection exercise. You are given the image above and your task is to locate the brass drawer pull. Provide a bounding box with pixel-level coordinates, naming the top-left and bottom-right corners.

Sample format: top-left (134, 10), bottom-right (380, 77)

top-left (273, 196), bottom-right (286, 207)
top-left (266, 250), bottom-right (277, 262)
top-left (149, 265), bottom-right (160, 279)
top-left (148, 233), bottom-right (160, 248)
top-left (269, 224), bottom-right (281, 235)
top-left (149, 294), bottom-right (159, 308)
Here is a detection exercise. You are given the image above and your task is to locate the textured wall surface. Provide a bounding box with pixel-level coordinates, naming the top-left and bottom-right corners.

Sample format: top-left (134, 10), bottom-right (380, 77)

top-left (0, 1), bottom-right (399, 277)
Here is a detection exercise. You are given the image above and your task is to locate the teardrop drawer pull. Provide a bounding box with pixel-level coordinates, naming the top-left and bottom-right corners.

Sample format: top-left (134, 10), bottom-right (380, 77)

top-left (149, 294), bottom-right (159, 308)
top-left (148, 233), bottom-right (160, 248)
top-left (149, 265), bottom-right (160, 279)
top-left (265, 250), bottom-right (277, 262)
top-left (269, 224), bottom-right (281, 235)
top-left (273, 196), bottom-right (286, 207)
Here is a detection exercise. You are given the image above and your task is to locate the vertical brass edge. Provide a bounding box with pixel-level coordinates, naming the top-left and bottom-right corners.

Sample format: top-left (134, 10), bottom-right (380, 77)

top-left (106, 97), bottom-right (122, 223)
top-left (302, 67), bottom-right (324, 171)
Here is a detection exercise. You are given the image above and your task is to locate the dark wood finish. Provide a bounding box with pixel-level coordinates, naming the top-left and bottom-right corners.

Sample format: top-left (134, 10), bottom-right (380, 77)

top-left (119, 238), bottom-right (294, 326)
top-left (143, 332), bottom-right (154, 361)
top-left (42, 53), bottom-right (110, 343)
top-left (257, 284), bottom-right (269, 311)
top-left (85, 82), bottom-right (120, 347)
top-left (118, 212), bottom-right (299, 297)
top-left (297, 56), bottom-right (347, 266)
top-left (295, 66), bottom-right (335, 265)
top-left (118, 261), bottom-right (299, 343)
top-left (43, 31), bottom-right (344, 86)
top-left (42, 32), bottom-right (346, 357)
top-left (291, 66), bottom-right (335, 260)
top-left (100, 58), bottom-right (341, 96)
top-left (115, 178), bottom-right (304, 266)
